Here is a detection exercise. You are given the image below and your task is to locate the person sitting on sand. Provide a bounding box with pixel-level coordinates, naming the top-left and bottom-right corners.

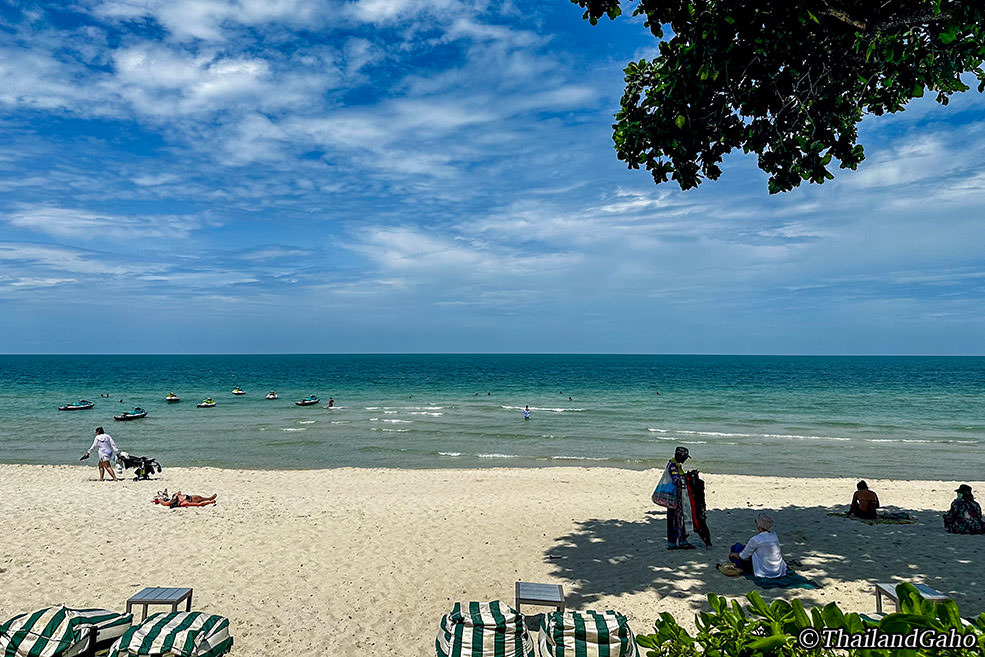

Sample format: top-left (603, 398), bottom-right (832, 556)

top-left (728, 513), bottom-right (787, 578)
top-left (943, 485), bottom-right (985, 534)
top-left (849, 480), bottom-right (879, 520)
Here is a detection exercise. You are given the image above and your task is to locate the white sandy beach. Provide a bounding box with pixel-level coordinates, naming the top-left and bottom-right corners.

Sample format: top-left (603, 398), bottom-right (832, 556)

top-left (1, 465), bottom-right (983, 655)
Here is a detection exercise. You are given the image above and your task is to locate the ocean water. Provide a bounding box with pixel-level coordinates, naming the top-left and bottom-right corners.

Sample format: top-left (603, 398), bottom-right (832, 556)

top-left (0, 354), bottom-right (983, 479)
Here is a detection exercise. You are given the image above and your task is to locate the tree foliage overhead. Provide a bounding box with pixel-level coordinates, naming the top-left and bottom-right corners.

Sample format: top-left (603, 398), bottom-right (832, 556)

top-left (574, 0), bottom-right (985, 192)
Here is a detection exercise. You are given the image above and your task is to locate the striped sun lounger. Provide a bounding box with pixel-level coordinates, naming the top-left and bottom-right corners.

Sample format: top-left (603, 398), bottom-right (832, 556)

top-left (0, 606), bottom-right (133, 657)
top-left (107, 612), bottom-right (232, 657)
top-left (538, 610), bottom-right (637, 657)
top-left (436, 601), bottom-right (534, 657)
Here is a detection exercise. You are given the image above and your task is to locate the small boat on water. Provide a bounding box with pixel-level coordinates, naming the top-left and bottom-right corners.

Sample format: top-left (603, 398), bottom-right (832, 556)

top-left (165, 393), bottom-right (181, 403)
top-left (231, 387), bottom-right (245, 395)
top-left (114, 407), bottom-right (147, 421)
top-left (265, 391), bottom-right (278, 400)
top-left (58, 400), bottom-right (94, 411)
top-left (295, 395), bottom-right (319, 406)
top-left (198, 398), bottom-right (216, 408)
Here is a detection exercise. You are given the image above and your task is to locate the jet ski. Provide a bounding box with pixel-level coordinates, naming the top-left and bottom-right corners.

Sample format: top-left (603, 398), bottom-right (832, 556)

top-left (231, 387), bottom-right (245, 395)
top-left (114, 407), bottom-right (147, 421)
top-left (295, 395), bottom-right (319, 406)
top-left (58, 400), bottom-right (94, 411)
top-left (197, 398), bottom-right (217, 408)
top-left (165, 393), bottom-right (181, 403)
top-left (265, 391), bottom-right (278, 400)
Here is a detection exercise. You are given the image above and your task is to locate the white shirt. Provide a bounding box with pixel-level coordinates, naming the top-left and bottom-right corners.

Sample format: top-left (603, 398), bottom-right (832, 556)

top-left (87, 434), bottom-right (118, 460)
top-left (739, 531), bottom-right (787, 578)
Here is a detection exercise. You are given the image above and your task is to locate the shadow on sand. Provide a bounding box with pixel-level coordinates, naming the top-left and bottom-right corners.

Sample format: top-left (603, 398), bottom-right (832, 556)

top-left (546, 503), bottom-right (985, 619)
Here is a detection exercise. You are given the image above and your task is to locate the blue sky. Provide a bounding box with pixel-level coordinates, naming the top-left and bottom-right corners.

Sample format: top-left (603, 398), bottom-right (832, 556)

top-left (1, 1), bottom-right (983, 354)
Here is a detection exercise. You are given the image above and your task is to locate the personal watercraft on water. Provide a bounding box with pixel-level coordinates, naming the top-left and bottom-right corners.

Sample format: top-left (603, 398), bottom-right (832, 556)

top-left (295, 395), bottom-right (319, 406)
top-left (197, 398), bottom-right (216, 408)
top-left (114, 407), bottom-right (147, 421)
top-left (58, 400), bottom-right (94, 411)
top-left (265, 391), bottom-right (278, 400)
top-left (165, 393), bottom-right (180, 403)
top-left (231, 387), bottom-right (245, 395)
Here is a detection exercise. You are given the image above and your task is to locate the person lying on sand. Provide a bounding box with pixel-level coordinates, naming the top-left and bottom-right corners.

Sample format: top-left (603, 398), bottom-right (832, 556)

top-left (849, 480), bottom-right (879, 520)
top-left (728, 513), bottom-right (787, 578)
top-left (172, 491), bottom-right (216, 505)
top-left (153, 489), bottom-right (217, 508)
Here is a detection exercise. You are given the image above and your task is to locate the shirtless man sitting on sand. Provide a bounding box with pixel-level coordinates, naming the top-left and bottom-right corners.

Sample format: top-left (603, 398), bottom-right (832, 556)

top-left (849, 480), bottom-right (879, 520)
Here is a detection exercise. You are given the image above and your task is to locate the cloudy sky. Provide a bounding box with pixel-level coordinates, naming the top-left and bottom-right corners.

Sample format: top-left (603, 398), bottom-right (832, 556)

top-left (1, 1), bottom-right (983, 354)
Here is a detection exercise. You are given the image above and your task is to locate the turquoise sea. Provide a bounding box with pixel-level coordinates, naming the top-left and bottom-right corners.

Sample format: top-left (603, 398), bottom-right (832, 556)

top-left (1, 355), bottom-right (983, 479)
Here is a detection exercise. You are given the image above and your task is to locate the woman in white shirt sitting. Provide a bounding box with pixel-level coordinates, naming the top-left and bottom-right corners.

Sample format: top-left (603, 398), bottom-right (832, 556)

top-left (728, 513), bottom-right (787, 579)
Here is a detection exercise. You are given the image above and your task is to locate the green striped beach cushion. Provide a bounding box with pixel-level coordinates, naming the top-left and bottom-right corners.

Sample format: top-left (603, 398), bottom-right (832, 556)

top-left (1, 606), bottom-right (132, 657)
top-left (107, 612), bottom-right (232, 657)
top-left (538, 610), bottom-right (636, 657)
top-left (436, 601), bottom-right (534, 657)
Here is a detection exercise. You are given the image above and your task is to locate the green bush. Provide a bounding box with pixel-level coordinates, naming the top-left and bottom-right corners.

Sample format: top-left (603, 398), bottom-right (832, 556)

top-left (635, 583), bottom-right (985, 657)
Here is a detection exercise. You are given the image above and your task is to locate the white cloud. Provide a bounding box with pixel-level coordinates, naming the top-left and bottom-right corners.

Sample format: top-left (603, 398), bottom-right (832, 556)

top-left (0, 243), bottom-right (134, 276)
top-left (90, 0), bottom-right (329, 41)
top-left (5, 207), bottom-right (203, 240)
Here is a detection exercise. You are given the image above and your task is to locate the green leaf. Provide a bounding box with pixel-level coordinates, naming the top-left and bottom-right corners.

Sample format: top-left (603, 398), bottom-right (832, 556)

top-left (913, 84), bottom-right (924, 98)
top-left (675, 115), bottom-right (686, 129)
top-left (746, 635), bottom-right (789, 652)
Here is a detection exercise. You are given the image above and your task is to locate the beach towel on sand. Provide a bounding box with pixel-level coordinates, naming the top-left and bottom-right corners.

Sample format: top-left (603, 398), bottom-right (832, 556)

top-left (744, 571), bottom-right (820, 590)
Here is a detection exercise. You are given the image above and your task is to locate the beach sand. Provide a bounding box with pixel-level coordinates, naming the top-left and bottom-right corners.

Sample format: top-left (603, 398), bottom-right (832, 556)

top-left (1, 465), bottom-right (983, 654)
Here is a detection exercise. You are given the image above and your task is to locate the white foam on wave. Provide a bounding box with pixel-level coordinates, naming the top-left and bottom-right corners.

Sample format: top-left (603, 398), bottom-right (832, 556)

top-left (500, 405), bottom-right (584, 413)
top-left (381, 428), bottom-right (410, 433)
top-left (866, 438), bottom-right (935, 444)
top-left (651, 428), bottom-right (851, 442)
top-left (383, 419), bottom-right (410, 424)
top-left (409, 411), bottom-right (443, 416)
top-left (439, 452), bottom-right (463, 457)
top-left (365, 407), bottom-right (379, 410)
top-left (551, 455), bottom-right (609, 461)
top-left (281, 428), bottom-right (306, 432)
top-left (384, 410), bottom-right (398, 414)
top-left (330, 420), bottom-right (347, 425)
top-left (477, 453), bottom-right (519, 458)
top-left (298, 420), bottom-right (316, 425)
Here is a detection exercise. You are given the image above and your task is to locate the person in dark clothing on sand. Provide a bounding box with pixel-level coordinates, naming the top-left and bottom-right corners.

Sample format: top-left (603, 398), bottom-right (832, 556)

top-left (666, 446), bottom-right (693, 550)
top-left (944, 484), bottom-right (985, 534)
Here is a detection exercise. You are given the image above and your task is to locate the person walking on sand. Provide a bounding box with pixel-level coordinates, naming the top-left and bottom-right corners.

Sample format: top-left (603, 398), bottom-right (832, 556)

top-left (523, 405), bottom-right (531, 420)
top-left (81, 427), bottom-right (119, 481)
top-left (666, 446), bottom-right (694, 550)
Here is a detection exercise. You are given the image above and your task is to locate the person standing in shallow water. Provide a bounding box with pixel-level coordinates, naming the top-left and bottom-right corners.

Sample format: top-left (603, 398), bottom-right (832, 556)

top-left (667, 446), bottom-right (694, 549)
top-left (523, 405), bottom-right (530, 420)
